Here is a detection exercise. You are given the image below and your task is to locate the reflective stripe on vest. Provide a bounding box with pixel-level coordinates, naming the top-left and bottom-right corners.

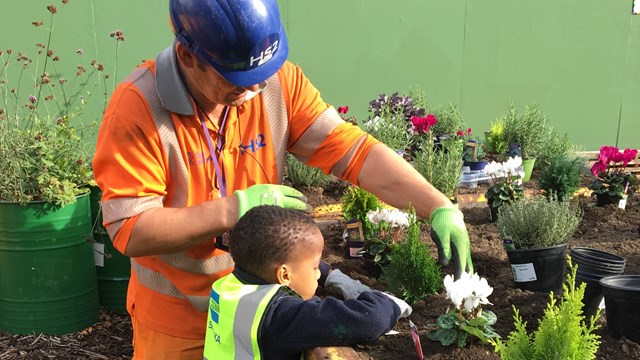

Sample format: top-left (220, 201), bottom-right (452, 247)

top-left (204, 275), bottom-right (282, 360)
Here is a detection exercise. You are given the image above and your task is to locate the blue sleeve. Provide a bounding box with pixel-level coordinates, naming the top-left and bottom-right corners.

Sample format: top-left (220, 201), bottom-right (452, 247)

top-left (260, 289), bottom-right (401, 358)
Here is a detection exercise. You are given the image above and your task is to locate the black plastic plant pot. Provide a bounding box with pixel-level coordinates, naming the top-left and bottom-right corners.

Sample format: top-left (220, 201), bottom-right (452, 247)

top-left (488, 205), bottom-right (499, 223)
top-left (573, 261), bottom-right (625, 276)
top-left (570, 247), bottom-right (626, 267)
top-left (600, 275), bottom-right (640, 343)
top-left (575, 270), bottom-right (606, 321)
top-left (506, 243), bottom-right (567, 293)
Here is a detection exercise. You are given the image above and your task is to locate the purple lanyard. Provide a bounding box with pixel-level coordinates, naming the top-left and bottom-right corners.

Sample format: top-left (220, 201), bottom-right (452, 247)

top-left (198, 106), bottom-right (230, 198)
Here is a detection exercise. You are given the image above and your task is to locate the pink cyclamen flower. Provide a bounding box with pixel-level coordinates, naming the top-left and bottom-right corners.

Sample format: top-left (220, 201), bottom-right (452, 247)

top-left (467, 128), bottom-right (472, 134)
top-left (598, 145), bottom-right (618, 165)
top-left (590, 161), bottom-right (607, 177)
top-left (456, 130), bottom-right (465, 137)
top-left (411, 115), bottom-right (434, 134)
top-left (337, 106), bottom-right (349, 114)
top-left (622, 148), bottom-right (638, 166)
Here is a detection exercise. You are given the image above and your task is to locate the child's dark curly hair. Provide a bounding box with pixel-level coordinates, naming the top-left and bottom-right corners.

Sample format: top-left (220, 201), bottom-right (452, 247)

top-left (230, 205), bottom-right (319, 276)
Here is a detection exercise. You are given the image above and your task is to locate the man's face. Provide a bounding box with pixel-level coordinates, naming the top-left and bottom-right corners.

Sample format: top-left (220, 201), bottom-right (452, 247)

top-left (191, 57), bottom-right (260, 107)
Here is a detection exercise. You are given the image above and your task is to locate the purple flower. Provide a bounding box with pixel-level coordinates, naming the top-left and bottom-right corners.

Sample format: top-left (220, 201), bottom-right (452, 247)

top-left (28, 95), bottom-right (37, 104)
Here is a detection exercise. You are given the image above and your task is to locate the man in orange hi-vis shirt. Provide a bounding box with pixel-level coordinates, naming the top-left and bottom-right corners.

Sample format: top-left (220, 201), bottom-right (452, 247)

top-left (93, 0), bottom-right (474, 358)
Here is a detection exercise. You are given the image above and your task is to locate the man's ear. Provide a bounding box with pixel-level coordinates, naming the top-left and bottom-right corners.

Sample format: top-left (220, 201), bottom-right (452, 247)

top-left (175, 42), bottom-right (196, 68)
top-left (275, 264), bottom-right (291, 286)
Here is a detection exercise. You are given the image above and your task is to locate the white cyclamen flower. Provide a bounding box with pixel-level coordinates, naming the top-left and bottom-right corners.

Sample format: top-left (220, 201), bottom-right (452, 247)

top-left (366, 208), bottom-right (383, 225)
top-left (444, 272), bottom-right (493, 312)
top-left (462, 273), bottom-right (494, 313)
top-left (484, 161), bottom-right (504, 177)
top-left (502, 156), bottom-right (522, 175)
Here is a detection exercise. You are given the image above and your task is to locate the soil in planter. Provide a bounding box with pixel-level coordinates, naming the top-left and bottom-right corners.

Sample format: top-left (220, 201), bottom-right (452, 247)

top-left (2, 179), bottom-right (640, 359)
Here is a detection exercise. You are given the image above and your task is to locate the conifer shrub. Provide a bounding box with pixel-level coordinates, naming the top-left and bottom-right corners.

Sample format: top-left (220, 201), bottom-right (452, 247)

top-left (341, 186), bottom-right (381, 238)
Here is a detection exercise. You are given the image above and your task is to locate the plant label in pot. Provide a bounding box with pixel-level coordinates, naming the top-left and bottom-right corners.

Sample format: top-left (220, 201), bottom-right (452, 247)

top-left (345, 220), bottom-right (365, 258)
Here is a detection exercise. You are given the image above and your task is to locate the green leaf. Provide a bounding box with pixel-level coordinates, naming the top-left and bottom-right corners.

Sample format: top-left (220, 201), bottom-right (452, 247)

top-left (436, 313), bottom-right (458, 330)
top-left (460, 324), bottom-right (488, 342)
top-left (466, 316), bottom-right (489, 327)
top-left (483, 327), bottom-right (501, 339)
top-left (427, 328), bottom-right (444, 341)
top-left (481, 310), bottom-right (497, 326)
top-left (440, 328), bottom-right (458, 346)
top-left (457, 330), bottom-right (469, 347)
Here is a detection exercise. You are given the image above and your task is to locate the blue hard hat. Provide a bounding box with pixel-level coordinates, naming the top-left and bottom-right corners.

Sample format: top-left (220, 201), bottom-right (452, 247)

top-left (169, 0), bottom-right (289, 87)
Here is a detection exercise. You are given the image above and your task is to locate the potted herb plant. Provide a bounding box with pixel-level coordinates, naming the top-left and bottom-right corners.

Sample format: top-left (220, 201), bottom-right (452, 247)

top-left (588, 145), bottom-right (638, 208)
top-left (0, 3), bottom-right (117, 335)
top-left (502, 103), bottom-right (548, 181)
top-left (485, 118), bottom-right (507, 156)
top-left (497, 195), bottom-right (582, 292)
top-left (484, 156), bottom-right (525, 222)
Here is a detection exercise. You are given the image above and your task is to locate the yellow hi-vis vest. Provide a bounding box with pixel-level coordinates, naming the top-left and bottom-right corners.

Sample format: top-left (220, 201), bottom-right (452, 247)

top-left (204, 274), bottom-right (283, 359)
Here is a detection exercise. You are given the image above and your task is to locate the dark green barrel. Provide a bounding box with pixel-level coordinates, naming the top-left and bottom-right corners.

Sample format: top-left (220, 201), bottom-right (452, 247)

top-left (0, 193), bottom-right (99, 334)
top-left (90, 187), bottom-right (130, 314)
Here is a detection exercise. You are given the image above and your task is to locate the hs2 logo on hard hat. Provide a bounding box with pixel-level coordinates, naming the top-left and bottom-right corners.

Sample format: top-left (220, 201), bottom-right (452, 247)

top-left (249, 38), bottom-right (279, 68)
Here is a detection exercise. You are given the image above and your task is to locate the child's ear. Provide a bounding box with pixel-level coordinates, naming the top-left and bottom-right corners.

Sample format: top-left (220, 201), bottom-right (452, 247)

top-left (275, 264), bottom-right (291, 286)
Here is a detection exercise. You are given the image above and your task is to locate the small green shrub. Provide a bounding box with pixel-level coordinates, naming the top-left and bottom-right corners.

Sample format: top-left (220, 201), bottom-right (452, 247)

top-left (486, 118), bottom-right (508, 156)
top-left (413, 138), bottom-right (464, 200)
top-left (284, 154), bottom-right (334, 187)
top-left (536, 128), bottom-right (576, 169)
top-left (497, 195), bottom-right (582, 249)
top-left (341, 186), bottom-right (381, 238)
top-left (429, 103), bottom-right (466, 137)
top-left (491, 259), bottom-right (601, 360)
top-left (382, 213), bottom-right (442, 304)
top-left (538, 155), bottom-right (584, 202)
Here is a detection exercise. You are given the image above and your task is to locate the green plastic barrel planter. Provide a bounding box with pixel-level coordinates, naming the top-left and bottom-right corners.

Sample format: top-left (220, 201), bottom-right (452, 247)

top-left (90, 187), bottom-right (130, 314)
top-left (0, 193), bottom-right (99, 334)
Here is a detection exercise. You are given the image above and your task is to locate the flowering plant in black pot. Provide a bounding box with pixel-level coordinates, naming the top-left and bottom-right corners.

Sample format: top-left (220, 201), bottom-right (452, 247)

top-left (588, 145), bottom-right (638, 207)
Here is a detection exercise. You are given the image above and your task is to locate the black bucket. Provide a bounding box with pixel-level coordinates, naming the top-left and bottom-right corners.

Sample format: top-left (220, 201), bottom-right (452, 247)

top-left (506, 243), bottom-right (567, 292)
top-left (575, 270), bottom-right (606, 321)
top-left (600, 275), bottom-right (640, 343)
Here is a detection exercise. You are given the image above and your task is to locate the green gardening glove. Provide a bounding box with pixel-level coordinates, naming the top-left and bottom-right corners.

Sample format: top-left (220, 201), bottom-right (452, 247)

top-left (429, 206), bottom-right (474, 279)
top-left (234, 184), bottom-right (312, 219)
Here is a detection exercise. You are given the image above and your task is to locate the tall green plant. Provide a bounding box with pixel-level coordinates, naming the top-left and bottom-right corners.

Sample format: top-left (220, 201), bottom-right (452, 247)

top-left (382, 212), bottom-right (442, 304)
top-left (284, 153), bottom-right (333, 187)
top-left (536, 127), bottom-right (576, 169)
top-left (497, 196), bottom-right (582, 249)
top-left (364, 105), bottom-right (411, 151)
top-left (491, 259), bottom-right (601, 360)
top-left (413, 138), bottom-right (463, 200)
top-left (502, 103), bottom-right (547, 160)
top-left (341, 186), bottom-right (380, 238)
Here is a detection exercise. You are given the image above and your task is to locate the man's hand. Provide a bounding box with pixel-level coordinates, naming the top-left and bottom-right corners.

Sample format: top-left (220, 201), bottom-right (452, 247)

top-left (429, 206), bottom-right (473, 279)
top-left (234, 184), bottom-right (312, 219)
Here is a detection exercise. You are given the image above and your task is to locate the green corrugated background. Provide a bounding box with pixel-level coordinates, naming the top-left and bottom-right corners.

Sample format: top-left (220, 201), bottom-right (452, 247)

top-left (1, 0), bottom-right (638, 150)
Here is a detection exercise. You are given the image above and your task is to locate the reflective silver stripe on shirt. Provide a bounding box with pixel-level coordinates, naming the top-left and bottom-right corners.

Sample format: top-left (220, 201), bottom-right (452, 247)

top-left (262, 73), bottom-right (289, 183)
top-left (233, 285), bottom-right (280, 359)
top-left (102, 196), bottom-right (164, 225)
top-left (289, 106), bottom-right (344, 163)
top-left (131, 258), bottom-right (211, 312)
top-left (330, 134), bottom-right (368, 179)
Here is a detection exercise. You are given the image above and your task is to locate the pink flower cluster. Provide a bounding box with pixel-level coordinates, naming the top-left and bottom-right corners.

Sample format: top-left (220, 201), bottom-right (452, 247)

top-left (410, 114), bottom-right (437, 134)
top-left (456, 128), bottom-right (472, 138)
top-left (591, 145), bottom-right (638, 177)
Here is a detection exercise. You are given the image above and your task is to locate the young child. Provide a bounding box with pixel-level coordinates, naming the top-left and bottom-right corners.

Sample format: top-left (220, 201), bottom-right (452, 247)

top-left (203, 205), bottom-right (411, 360)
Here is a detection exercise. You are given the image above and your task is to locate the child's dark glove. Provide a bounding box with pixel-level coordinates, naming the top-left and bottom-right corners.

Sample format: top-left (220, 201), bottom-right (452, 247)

top-left (324, 269), bottom-right (370, 300)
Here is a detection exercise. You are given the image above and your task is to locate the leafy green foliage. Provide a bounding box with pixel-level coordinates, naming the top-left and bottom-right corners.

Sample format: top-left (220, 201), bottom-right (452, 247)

top-left (538, 155), bottom-right (584, 202)
top-left (497, 195), bottom-right (582, 249)
top-left (381, 213), bottom-right (441, 304)
top-left (284, 153), bottom-right (334, 187)
top-left (341, 187), bottom-right (380, 238)
top-left (486, 118), bottom-right (508, 156)
top-left (536, 128), bottom-right (576, 169)
top-left (413, 138), bottom-right (464, 199)
top-left (491, 259), bottom-right (602, 359)
top-left (428, 309), bottom-right (500, 347)
top-left (502, 102), bottom-right (548, 160)
top-left (364, 106), bottom-right (411, 152)
top-left (485, 179), bottom-right (524, 209)
top-left (0, 3), bottom-right (117, 206)
top-left (428, 103), bottom-right (466, 137)
top-left (589, 172), bottom-right (638, 202)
